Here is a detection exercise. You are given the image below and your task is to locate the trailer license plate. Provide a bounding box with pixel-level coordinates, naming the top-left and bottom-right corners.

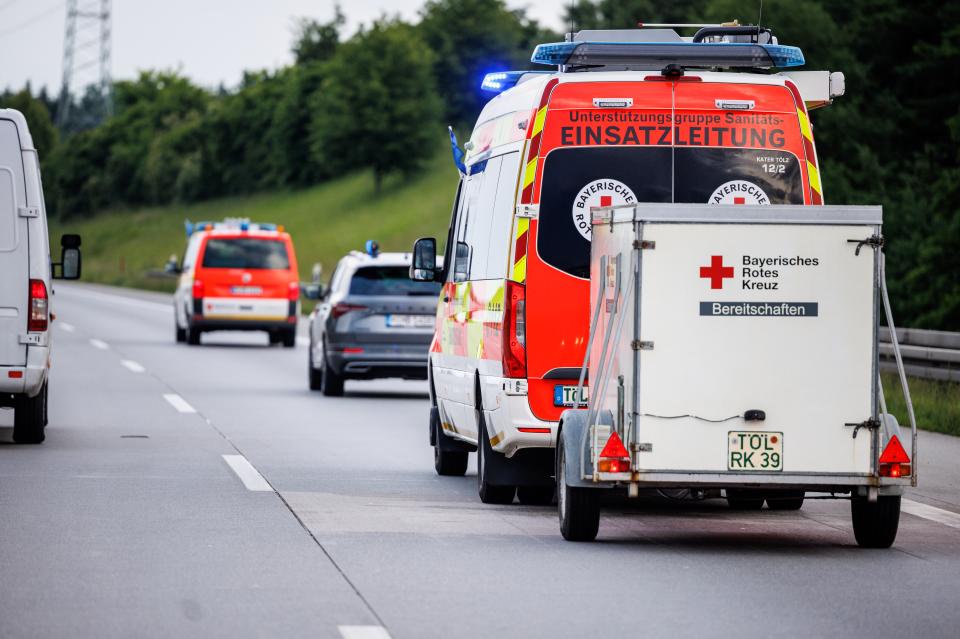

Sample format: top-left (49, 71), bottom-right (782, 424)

top-left (728, 431), bottom-right (782, 471)
top-left (554, 385), bottom-right (588, 407)
top-left (386, 314), bottom-right (434, 328)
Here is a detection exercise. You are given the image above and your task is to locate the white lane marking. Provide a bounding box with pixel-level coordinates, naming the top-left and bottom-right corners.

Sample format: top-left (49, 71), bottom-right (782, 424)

top-left (338, 627), bottom-right (392, 639)
top-left (60, 322), bottom-right (76, 332)
top-left (222, 455), bottom-right (273, 492)
top-left (296, 336), bottom-right (309, 346)
top-left (57, 287), bottom-right (171, 312)
top-left (121, 360), bottom-right (145, 373)
top-left (163, 393), bottom-right (196, 413)
top-left (903, 499), bottom-right (960, 530)
top-left (89, 338), bottom-right (109, 350)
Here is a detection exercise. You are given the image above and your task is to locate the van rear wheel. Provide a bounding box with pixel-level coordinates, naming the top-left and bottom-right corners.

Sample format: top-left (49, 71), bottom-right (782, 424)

top-left (281, 329), bottom-right (297, 348)
top-left (851, 495), bottom-right (901, 548)
top-left (186, 323), bottom-right (201, 346)
top-left (13, 382), bottom-right (47, 444)
top-left (557, 438), bottom-right (600, 541)
top-left (477, 419), bottom-right (515, 504)
top-left (432, 408), bottom-right (468, 476)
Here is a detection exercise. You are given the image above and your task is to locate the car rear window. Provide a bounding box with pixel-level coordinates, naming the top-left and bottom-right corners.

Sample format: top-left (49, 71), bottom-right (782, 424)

top-left (538, 146), bottom-right (804, 278)
top-left (201, 238), bottom-right (290, 269)
top-left (349, 266), bottom-right (442, 296)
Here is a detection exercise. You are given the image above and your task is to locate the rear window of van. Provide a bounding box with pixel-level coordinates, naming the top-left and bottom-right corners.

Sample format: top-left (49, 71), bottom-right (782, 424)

top-left (201, 238), bottom-right (290, 270)
top-left (538, 146), bottom-right (804, 278)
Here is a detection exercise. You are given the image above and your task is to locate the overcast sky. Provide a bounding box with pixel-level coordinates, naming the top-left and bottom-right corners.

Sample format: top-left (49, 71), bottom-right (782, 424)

top-left (0, 0), bottom-right (569, 94)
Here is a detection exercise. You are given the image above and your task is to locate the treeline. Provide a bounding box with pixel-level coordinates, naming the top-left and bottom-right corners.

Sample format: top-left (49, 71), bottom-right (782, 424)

top-left (2, 0), bottom-right (957, 330)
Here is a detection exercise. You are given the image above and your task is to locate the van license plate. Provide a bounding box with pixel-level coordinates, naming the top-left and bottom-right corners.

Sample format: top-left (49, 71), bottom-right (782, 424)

top-left (728, 431), bottom-right (783, 471)
top-left (230, 286), bottom-right (262, 295)
top-left (386, 314), bottom-right (434, 328)
top-left (554, 385), bottom-right (588, 407)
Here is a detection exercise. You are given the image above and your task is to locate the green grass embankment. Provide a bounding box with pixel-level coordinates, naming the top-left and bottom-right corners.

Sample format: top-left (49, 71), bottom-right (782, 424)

top-left (882, 373), bottom-right (960, 437)
top-left (51, 151), bottom-right (458, 292)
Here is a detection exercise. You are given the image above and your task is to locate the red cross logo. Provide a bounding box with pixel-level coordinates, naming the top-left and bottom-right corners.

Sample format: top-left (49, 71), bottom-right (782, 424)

top-left (600, 195), bottom-right (612, 207)
top-left (700, 255), bottom-right (734, 289)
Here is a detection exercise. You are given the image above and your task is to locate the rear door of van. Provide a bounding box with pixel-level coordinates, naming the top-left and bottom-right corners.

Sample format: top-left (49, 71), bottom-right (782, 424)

top-left (526, 77), bottom-right (814, 423)
top-left (0, 117), bottom-right (28, 367)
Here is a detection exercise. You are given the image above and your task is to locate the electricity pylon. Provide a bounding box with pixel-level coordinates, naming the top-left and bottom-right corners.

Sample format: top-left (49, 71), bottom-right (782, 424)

top-left (57, 0), bottom-right (112, 128)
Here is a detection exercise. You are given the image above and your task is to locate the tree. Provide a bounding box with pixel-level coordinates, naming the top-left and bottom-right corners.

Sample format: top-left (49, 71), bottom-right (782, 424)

top-left (0, 87), bottom-right (59, 159)
top-left (291, 6), bottom-right (345, 65)
top-left (309, 19), bottom-right (442, 192)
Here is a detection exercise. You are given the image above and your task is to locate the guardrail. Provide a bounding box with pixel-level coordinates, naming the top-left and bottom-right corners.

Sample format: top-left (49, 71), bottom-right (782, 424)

top-left (880, 327), bottom-right (960, 382)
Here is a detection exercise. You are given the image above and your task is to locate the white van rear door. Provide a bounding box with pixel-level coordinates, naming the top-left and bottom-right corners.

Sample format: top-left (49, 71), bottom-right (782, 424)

top-left (0, 119), bottom-right (28, 367)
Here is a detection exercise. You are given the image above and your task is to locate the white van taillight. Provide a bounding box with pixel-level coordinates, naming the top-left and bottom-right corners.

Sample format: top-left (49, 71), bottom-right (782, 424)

top-left (287, 281), bottom-right (300, 301)
top-left (502, 281), bottom-right (526, 378)
top-left (28, 279), bottom-right (48, 332)
top-left (192, 280), bottom-right (205, 299)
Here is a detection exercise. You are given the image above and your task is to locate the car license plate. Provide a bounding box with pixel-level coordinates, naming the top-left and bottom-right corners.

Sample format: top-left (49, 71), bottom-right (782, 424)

top-left (230, 286), bottom-right (262, 295)
top-left (386, 314), bottom-right (434, 328)
top-left (728, 431), bottom-right (783, 471)
top-left (553, 384), bottom-right (588, 407)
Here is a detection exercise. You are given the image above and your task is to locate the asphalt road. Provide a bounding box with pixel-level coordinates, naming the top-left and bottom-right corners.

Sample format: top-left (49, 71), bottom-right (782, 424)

top-left (2, 282), bottom-right (960, 639)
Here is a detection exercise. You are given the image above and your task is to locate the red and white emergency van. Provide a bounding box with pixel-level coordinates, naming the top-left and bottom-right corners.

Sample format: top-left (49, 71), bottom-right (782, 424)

top-left (173, 219), bottom-right (301, 346)
top-left (411, 26), bottom-right (848, 505)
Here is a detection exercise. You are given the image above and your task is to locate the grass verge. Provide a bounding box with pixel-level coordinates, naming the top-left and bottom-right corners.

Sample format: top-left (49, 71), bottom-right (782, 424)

top-left (882, 372), bottom-right (960, 437)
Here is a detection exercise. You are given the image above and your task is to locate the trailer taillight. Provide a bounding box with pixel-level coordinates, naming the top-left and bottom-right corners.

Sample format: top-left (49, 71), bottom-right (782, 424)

top-left (878, 435), bottom-right (911, 478)
top-left (597, 431), bottom-right (630, 473)
top-left (502, 281), bottom-right (526, 378)
top-left (28, 279), bottom-right (48, 332)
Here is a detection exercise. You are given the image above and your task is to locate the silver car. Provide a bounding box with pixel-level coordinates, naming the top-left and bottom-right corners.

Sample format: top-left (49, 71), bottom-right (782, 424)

top-left (307, 250), bottom-right (441, 396)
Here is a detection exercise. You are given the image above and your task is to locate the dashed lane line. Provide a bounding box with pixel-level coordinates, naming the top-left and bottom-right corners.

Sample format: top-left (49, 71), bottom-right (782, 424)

top-left (222, 455), bottom-right (274, 492)
top-left (162, 393), bottom-right (196, 413)
top-left (120, 360), bottom-right (145, 373)
top-left (338, 626), bottom-right (392, 639)
top-left (903, 499), bottom-right (960, 530)
top-left (89, 338), bottom-right (109, 350)
top-left (59, 322), bottom-right (75, 332)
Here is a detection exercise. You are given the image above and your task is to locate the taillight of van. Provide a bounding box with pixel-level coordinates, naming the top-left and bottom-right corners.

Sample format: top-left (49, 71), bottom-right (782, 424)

top-left (28, 279), bottom-right (48, 332)
top-left (503, 281), bottom-right (526, 378)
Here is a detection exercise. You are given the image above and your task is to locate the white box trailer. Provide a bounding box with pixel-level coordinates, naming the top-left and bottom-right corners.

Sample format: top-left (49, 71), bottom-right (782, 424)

top-left (556, 204), bottom-right (916, 548)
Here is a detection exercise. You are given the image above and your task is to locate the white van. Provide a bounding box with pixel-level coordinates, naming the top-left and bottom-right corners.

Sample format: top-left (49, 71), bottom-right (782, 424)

top-left (0, 109), bottom-right (81, 443)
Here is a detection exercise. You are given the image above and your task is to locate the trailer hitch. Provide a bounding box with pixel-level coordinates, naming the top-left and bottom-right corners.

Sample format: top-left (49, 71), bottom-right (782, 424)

top-left (845, 417), bottom-right (880, 439)
top-left (847, 234), bottom-right (884, 256)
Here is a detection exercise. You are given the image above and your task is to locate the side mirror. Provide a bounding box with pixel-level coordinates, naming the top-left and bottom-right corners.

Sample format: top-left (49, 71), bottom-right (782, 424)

top-left (301, 283), bottom-right (324, 300)
top-left (164, 254), bottom-right (181, 275)
top-left (410, 237), bottom-right (438, 282)
top-left (53, 234), bottom-right (82, 280)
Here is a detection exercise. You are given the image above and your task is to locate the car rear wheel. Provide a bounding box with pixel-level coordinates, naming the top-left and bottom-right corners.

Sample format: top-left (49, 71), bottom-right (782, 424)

top-left (851, 495), bottom-right (901, 548)
top-left (477, 415), bottom-right (516, 504)
top-left (557, 438), bottom-right (600, 541)
top-left (13, 382), bottom-right (47, 444)
top-left (726, 489), bottom-right (765, 510)
top-left (320, 340), bottom-right (344, 397)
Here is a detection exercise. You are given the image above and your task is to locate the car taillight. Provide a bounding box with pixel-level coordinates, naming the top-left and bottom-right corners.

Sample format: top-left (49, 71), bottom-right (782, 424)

top-left (502, 281), bottom-right (526, 378)
top-left (331, 303), bottom-right (367, 319)
top-left (192, 280), bottom-right (205, 299)
top-left (28, 279), bottom-right (48, 332)
top-left (597, 431), bottom-right (630, 473)
top-left (287, 281), bottom-right (300, 301)
top-left (878, 435), bottom-right (911, 478)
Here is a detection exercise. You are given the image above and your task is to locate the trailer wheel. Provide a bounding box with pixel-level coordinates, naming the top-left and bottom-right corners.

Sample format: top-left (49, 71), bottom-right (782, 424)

top-left (432, 408), bottom-right (468, 477)
top-left (477, 420), bottom-right (515, 504)
top-left (766, 490), bottom-right (805, 510)
top-left (851, 495), bottom-right (900, 548)
top-left (517, 485), bottom-right (555, 506)
top-left (726, 489), bottom-right (764, 510)
top-left (557, 438), bottom-right (599, 541)
top-left (13, 382), bottom-right (47, 444)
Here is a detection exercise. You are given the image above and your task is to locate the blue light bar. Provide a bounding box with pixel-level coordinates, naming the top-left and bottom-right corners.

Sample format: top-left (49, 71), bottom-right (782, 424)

top-left (480, 70), bottom-right (551, 93)
top-left (531, 41), bottom-right (805, 69)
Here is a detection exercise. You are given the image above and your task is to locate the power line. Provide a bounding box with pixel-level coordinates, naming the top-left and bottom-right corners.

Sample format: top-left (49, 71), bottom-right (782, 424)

top-left (0, 1), bottom-right (65, 37)
top-left (0, 0), bottom-right (21, 14)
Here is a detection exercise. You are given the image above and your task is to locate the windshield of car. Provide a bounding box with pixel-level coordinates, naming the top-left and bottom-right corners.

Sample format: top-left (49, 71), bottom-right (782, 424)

top-left (349, 266), bottom-right (442, 296)
top-left (201, 238), bottom-right (290, 269)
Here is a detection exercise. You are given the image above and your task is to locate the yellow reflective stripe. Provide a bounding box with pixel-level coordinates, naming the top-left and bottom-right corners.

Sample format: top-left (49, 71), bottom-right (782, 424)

top-left (532, 106), bottom-right (547, 137)
top-left (797, 108), bottom-right (812, 142)
top-left (512, 255), bottom-right (527, 282)
top-left (490, 431), bottom-right (505, 448)
top-left (807, 161), bottom-right (822, 194)
top-left (523, 158), bottom-right (537, 188)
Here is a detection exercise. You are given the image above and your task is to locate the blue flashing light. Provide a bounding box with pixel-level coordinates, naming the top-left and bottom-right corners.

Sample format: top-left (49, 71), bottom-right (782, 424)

top-left (365, 240), bottom-right (380, 258)
top-left (531, 41), bottom-right (805, 69)
top-left (480, 70), bottom-right (550, 93)
top-left (240, 221), bottom-right (249, 231)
